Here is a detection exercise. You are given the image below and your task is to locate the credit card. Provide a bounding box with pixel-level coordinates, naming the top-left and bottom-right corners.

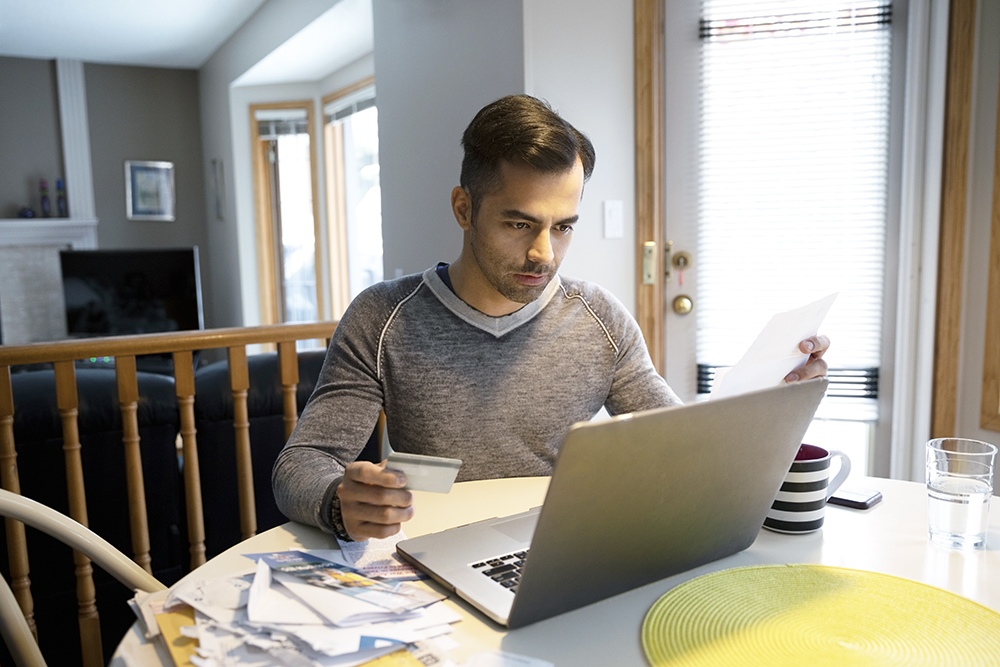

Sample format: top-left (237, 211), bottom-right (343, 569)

top-left (385, 452), bottom-right (462, 494)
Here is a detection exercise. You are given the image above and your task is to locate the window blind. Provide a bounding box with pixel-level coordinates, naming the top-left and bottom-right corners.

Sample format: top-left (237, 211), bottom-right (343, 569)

top-left (695, 0), bottom-right (892, 421)
top-left (324, 86), bottom-right (376, 124)
top-left (254, 109), bottom-right (309, 140)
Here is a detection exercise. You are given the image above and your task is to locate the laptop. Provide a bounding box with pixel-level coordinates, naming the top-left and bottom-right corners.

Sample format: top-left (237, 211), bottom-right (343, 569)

top-left (396, 378), bottom-right (828, 628)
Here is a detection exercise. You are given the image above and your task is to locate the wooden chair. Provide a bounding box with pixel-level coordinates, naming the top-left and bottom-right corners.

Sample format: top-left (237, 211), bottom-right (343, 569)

top-left (0, 488), bottom-right (164, 667)
top-left (0, 322), bottom-right (339, 666)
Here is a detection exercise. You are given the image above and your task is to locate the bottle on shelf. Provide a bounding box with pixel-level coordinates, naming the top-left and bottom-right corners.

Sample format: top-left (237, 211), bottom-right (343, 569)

top-left (39, 179), bottom-right (51, 218)
top-left (56, 179), bottom-right (68, 217)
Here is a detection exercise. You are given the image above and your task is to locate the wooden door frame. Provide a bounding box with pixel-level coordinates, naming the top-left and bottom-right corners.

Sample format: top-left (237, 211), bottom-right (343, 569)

top-left (931, 0), bottom-right (976, 437)
top-left (634, 0), bottom-right (665, 375)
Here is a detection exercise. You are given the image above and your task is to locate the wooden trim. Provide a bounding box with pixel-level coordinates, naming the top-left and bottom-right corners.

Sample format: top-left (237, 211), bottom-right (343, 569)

top-left (325, 121), bottom-right (351, 319)
top-left (320, 74), bottom-right (376, 109)
top-left (634, 0), bottom-right (665, 374)
top-left (931, 0), bottom-right (976, 439)
top-left (250, 104), bottom-right (280, 325)
top-left (321, 76), bottom-right (376, 319)
top-left (305, 101), bottom-right (325, 322)
top-left (249, 100), bottom-right (322, 326)
top-left (0, 321), bottom-right (337, 366)
top-left (982, 59), bottom-right (1000, 432)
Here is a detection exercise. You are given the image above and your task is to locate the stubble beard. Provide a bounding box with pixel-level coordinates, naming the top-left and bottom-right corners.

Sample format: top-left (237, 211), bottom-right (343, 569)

top-left (469, 224), bottom-right (557, 305)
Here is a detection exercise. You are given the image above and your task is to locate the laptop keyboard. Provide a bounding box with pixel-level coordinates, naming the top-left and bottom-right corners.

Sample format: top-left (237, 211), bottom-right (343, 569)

top-left (471, 549), bottom-right (529, 593)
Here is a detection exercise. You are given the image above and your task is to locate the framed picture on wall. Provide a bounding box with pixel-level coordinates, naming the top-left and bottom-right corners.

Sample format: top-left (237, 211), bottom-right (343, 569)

top-left (125, 160), bottom-right (175, 221)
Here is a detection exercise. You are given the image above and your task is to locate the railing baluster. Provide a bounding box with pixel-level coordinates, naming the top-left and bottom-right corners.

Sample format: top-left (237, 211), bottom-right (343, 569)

top-left (0, 365), bottom-right (36, 640)
top-left (54, 360), bottom-right (102, 667)
top-left (277, 342), bottom-right (300, 440)
top-left (115, 355), bottom-right (152, 574)
top-left (173, 351), bottom-right (206, 569)
top-left (227, 346), bottom-right (256, 541)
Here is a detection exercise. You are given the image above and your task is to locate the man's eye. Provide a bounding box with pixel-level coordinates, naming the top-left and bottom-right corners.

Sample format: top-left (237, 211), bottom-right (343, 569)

top-left (510, 222), bottom-right (530, 230)
top-left (558, 225), bottom-right (574, 233)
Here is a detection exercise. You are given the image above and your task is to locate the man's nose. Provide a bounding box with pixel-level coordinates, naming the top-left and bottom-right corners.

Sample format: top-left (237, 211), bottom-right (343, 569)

top-left (527, 229), bottom-right (554, 265)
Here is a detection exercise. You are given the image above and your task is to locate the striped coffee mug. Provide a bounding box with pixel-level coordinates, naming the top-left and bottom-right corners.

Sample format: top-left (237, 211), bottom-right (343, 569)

top-left (763, 444), bottom-right (851, 534)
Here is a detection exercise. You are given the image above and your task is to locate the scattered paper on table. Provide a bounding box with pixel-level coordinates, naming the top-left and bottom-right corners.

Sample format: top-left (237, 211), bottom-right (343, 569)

top-left (152, 548), bottom-right (461, 667)
top-left (711, 293), bottom-right (837, 400)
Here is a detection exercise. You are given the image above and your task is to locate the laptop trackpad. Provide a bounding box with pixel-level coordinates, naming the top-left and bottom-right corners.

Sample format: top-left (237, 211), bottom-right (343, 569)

top-left (492, 513), bottom-right (539, 543)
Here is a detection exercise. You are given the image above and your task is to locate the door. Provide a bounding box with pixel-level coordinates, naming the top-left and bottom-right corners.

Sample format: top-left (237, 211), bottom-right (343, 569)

top-left (662, 0), bottom-right (904, 475)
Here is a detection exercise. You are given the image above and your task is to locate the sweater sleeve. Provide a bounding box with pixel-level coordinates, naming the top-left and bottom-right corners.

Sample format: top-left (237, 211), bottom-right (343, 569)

top-left (599, 291), bottom-right (683, 416)
top-left (271, 285), bottom-right (392, 533)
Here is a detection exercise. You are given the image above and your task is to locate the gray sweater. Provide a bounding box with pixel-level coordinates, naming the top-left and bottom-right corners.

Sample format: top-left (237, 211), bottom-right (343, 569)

top-left (272, 267), bottom-right (680, 534)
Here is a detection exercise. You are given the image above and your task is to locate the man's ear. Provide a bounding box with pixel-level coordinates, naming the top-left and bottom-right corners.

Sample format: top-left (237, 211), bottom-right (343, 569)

top-left (451, 186), bottom-right (472, 231)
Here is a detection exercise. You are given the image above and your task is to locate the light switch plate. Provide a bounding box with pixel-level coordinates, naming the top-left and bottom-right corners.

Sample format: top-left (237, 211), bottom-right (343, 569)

top-left (604, 200), bottom-right (624, 238)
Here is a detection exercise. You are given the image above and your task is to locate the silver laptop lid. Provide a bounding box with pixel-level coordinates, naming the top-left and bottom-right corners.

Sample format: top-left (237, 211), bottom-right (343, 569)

top-left (397, 379), bottom-right (828, 628)
top-left (506, 378), bottom-right (828, 627)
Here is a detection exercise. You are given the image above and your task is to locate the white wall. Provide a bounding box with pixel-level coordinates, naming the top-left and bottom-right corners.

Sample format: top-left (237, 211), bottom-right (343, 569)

top-left (373, 0), bottom-right (525, 279)
top-left (373, 0), bottom-right (639, 311)
top-left (956, 0), bottom-right (1000, 446)
top-left (523, 0), bottom-right (637, 312)
top-left (198, 0), bottom-right (340, 328)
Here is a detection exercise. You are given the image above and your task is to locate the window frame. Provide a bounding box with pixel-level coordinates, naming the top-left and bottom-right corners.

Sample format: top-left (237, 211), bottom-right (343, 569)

top-left (320, 75), bottom-right (376, 320)
top-left (249, 100), bottom-right (323, 326)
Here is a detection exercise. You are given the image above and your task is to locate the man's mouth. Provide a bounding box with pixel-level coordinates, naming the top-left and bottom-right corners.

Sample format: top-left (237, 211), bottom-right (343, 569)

top-left (515, 273), bottom-right (548, 286)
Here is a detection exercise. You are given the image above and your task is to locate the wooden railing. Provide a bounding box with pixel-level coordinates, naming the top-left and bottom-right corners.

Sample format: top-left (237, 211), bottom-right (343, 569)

top-left (0, 321), bottom-right (337, 667)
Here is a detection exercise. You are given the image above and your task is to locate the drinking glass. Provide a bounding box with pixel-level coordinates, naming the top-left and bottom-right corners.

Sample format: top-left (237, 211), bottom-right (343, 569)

top-left (925, 438), bottom-right (997, 550)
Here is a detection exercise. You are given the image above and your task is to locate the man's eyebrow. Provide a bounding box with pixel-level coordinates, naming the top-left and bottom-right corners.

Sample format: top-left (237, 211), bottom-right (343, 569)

top-left (499, 209), bottom-right (579, 225)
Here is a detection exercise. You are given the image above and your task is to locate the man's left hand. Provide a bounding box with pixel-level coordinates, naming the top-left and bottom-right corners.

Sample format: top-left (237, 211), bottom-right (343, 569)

top-left (784, 335), bottom-right (830, 383)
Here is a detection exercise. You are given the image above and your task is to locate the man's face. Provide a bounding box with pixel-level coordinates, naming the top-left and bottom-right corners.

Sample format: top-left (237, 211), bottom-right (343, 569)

top-left (465, 159), bottom-right (584, 307)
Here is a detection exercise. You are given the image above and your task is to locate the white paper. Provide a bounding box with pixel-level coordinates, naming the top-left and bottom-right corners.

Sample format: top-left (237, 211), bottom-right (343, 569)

top-left (710, 293), bottom-right (837, 400)
top-left (271, 570), bottom-right (400, 626)
top-left (247, 558), bottom-right (328, 625)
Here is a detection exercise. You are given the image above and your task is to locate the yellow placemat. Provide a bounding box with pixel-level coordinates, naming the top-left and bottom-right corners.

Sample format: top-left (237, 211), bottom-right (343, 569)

top-left (642, 564), bottom-right (1000, 667)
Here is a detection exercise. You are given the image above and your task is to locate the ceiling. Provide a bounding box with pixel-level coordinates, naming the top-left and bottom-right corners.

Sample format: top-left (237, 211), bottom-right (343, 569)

top-left (0, 0), bottom-right (373, 83)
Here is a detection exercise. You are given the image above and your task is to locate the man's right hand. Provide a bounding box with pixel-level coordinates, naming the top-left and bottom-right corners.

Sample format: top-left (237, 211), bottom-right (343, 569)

top-left (337, 460), bottom-right (414, 541)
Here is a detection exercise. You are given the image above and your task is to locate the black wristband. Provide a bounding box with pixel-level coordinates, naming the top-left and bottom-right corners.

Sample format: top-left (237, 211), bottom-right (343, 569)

top-left (328, 485), bottom-right (353, 542)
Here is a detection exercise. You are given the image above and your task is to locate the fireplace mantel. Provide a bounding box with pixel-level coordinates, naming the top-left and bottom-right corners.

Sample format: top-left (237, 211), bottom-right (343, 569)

top-left (0, 218), bottom-right (97, 249)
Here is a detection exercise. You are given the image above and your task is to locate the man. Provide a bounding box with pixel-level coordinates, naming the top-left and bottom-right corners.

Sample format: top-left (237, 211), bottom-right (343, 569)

top-left (272, 95), bottom-right (829, 542)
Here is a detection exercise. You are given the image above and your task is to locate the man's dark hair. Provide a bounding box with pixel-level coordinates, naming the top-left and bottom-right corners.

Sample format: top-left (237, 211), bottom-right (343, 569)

top-left (459, 95), bottom-right (596, 217)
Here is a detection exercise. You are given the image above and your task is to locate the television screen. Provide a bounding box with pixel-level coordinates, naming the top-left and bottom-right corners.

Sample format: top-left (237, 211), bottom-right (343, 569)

top-left (60, 247), bottom-right (204, 337)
